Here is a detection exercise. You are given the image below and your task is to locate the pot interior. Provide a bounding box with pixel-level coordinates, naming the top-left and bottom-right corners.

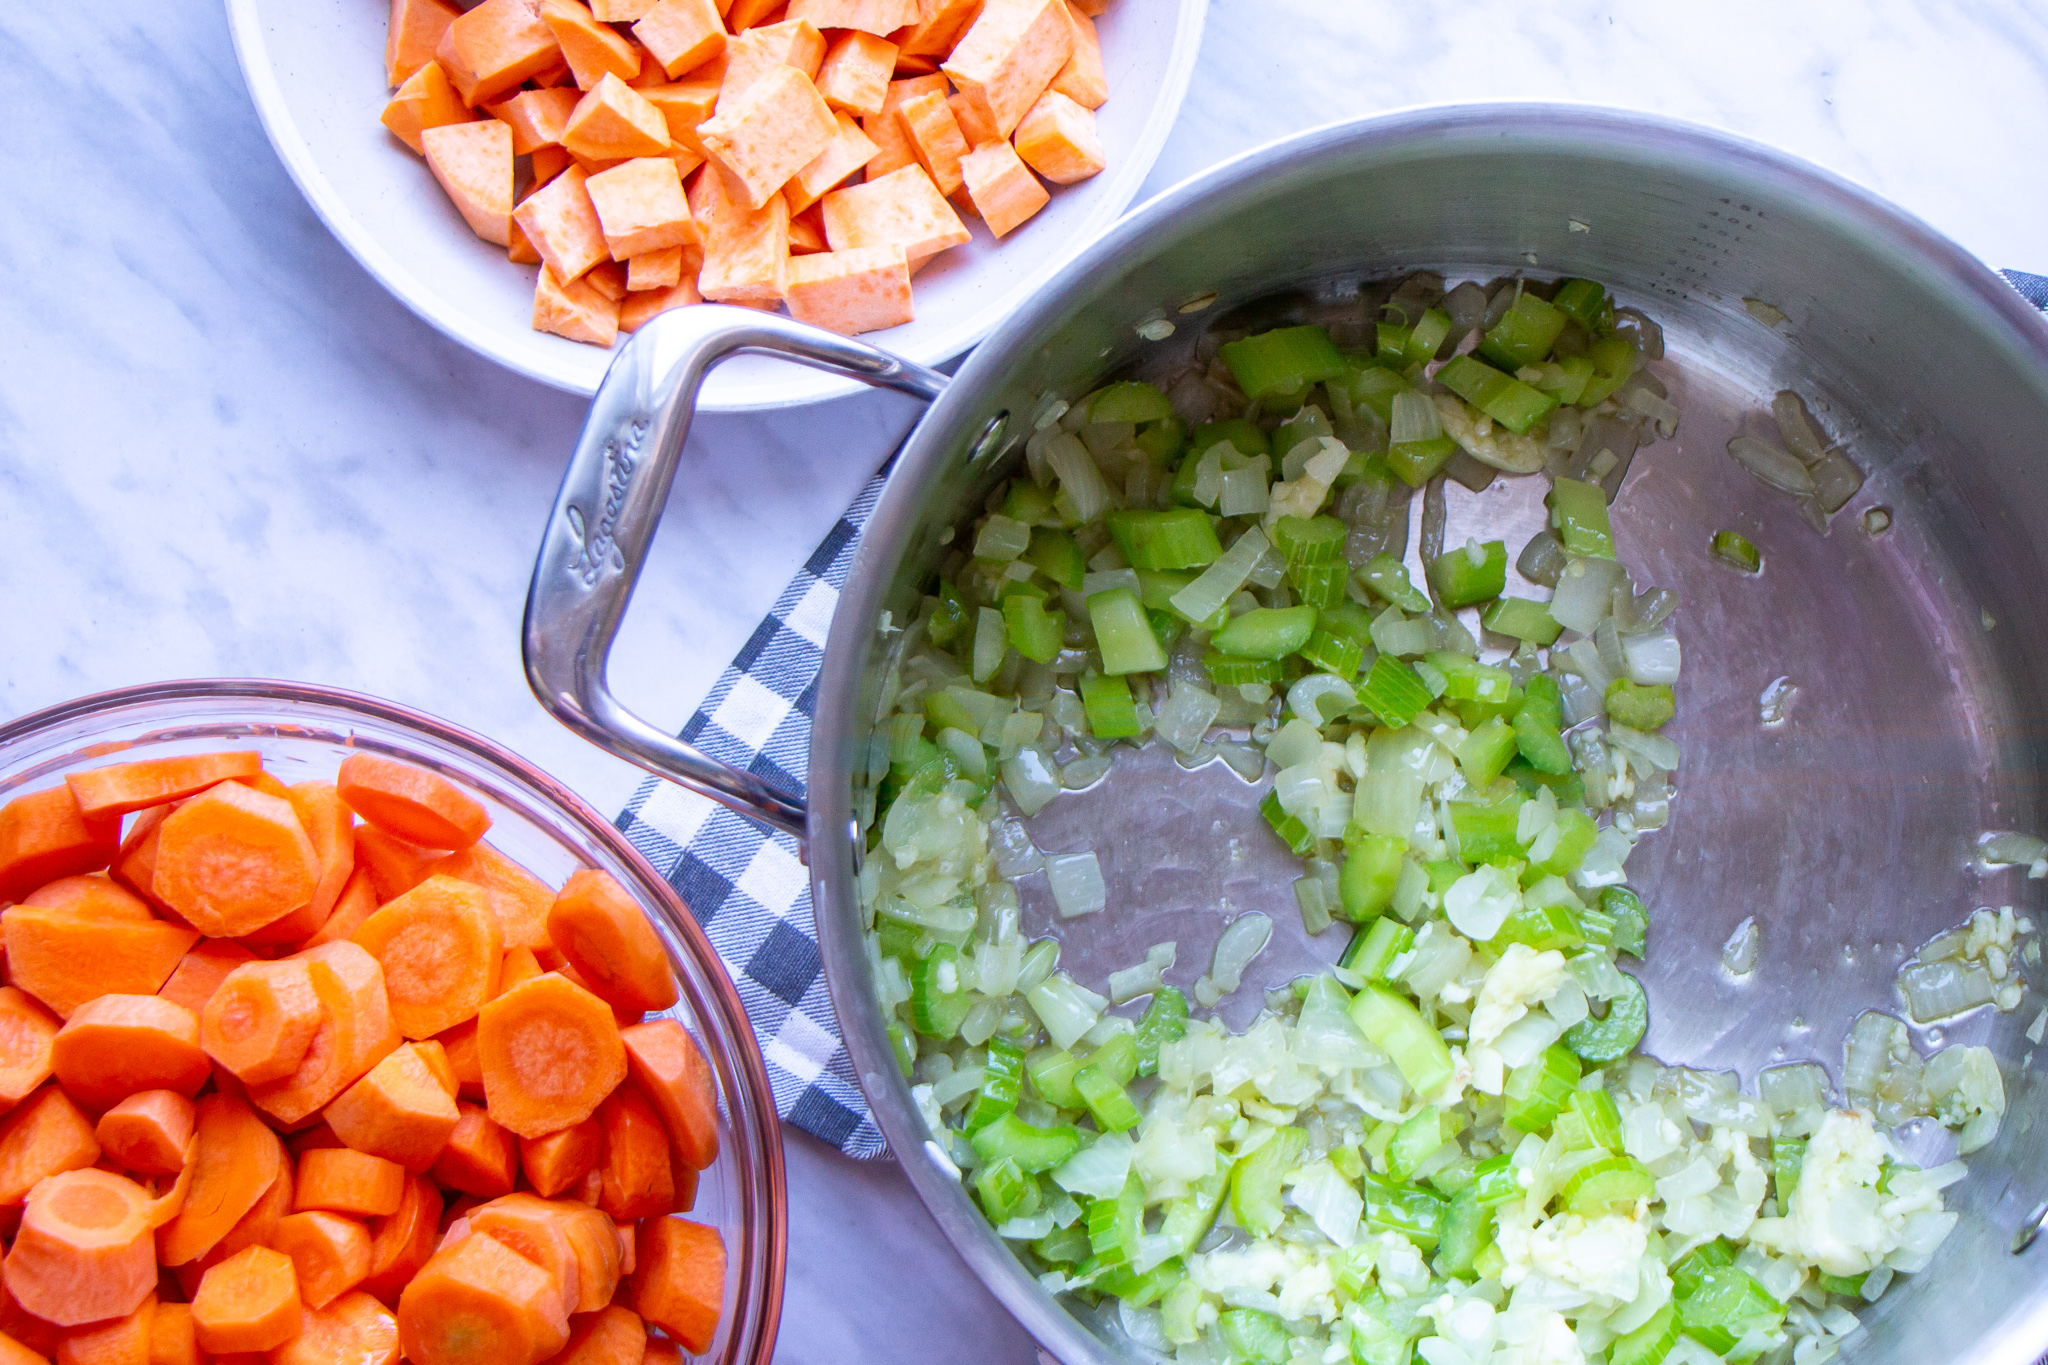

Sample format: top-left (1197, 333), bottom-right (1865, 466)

top-left (814, 108), bottom-right (2048, 1365)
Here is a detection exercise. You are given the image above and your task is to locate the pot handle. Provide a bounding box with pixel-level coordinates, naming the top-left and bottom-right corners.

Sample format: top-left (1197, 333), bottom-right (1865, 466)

top-left (523, 304), bottom-right (949, 841)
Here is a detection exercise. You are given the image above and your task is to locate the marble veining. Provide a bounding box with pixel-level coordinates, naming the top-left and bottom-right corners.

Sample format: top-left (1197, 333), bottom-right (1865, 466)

top-left (2, 2), bottom-right (2045, 1361)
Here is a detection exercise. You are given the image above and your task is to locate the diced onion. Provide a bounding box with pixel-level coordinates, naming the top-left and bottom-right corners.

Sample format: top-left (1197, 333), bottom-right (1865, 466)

top-left (1901, 959), bottom-right (1995, 1022)
top-left (1045, 432), bottom-right (1117, 521)
top-left (1046, 851), bottom-right (1107, 918)
top-left (1722, 916), bottom-right (1759, 975)
top-left (1155, 681), bottom-right (1221, 756)
top-left (1621, 630), bottom-right (1682, 684)
top-left (1727, 435), bottom-right (1817, 495)
top-left (1550, 557), bottom-right (1629, 634)
top-left (1001, 748), bottom-right (1062, 816)
top-left (1194, 913), bottom-right (1271, 1007)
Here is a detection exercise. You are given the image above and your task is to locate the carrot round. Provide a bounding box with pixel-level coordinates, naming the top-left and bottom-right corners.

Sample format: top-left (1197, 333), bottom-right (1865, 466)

top-left (94, 1091), bottom-right (194, 1176)
top-left (154, 941), bottom-right (257, 1020)
top-left (272, 1290), bottom-right (399, 1365)
top-left (0, 988), bottom-right (58, 1114)
top-left (65, 753), bottom-right (264, 823)
top-left (544, 872), bottom-right (677, 1017)
top-left (3, 1169), bottom-right (156, 1326)
top-left (210, 1160), bottom-right (294, 1263)
top-left (323, 1043), bottom-right (459, 1174)
top-left (50, 995), bottom-right (210, 1112)
top-left (553, 1304), bottom-right (644, 1365)
top-left (247, 943), bottom-right (400, 1129)
top-left (146, 1301), bottom-right (201, 1365)
top-left (552, 1202), bottom-right (622, 1314)
top-left (619, 1020), bottom-right (718, 1172)
top-left (631, 1219), bottom-right (723, 1355)
top-left (1, 907), bottom-right (198, 1020)
top-left (597, 1085), bottom-right (671, 1222)
top-left (151, 783), bottom-right (321, 940)
top-left (362, 1175), bottom-right (441, 1303)
top-left (21, 877), bottom-right (155, 924)
top-left (335, 758), bottom-right (489, 853)
top-left (305, 869), bottom-right (379, 950)
top-left (0, 787), bottom-right (121, 904)
top-left (427, 1106), bottom-right (515, 1199)
top-left (259, 782), bottom-right (358, 945)
top-left (295, 1149), bottom-right (405, 1219)
top-left (189, 1245), bottom-right (301, 1354)
top-left (517, 1117), bottom-right (600, 1199)
top-left (397, 1227), bottom-right (570, 1365)
top-left (270, 1210), bottom-right (372, 1309)
top-left (428, 846), bottom-right (554, 952)
top-left (349, 830), bottom-right (438, 904)
top-left (461, 1197), bottom-right (576, 1324)
top-left (0, 1087), bottom-right (101, 1205)
top-left (156, 1094), bottom-right (283, 1267)
top-left (55, 1293), bottom-right (153, 1365)
top-left (352, 877), bottom-right (503, 1040)
top-left (475, 975), bottom-right (625, 1140)
top-left (199, 962), bottom-right (320, 1086)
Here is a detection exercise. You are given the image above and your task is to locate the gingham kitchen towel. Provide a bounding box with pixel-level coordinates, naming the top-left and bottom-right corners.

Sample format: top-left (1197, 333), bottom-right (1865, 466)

top-left (615, 472), bottom-right (889, 1159)
top-left (2003, 269), bottom-right (2048, 309)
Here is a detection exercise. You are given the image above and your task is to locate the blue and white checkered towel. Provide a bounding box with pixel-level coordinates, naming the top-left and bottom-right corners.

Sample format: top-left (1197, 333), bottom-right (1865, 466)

top-left (616, 473), bottom-right (888, 1159)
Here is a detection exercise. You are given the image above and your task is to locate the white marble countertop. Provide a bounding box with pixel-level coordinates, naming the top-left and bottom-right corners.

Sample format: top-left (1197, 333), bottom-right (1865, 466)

top-left (5, 2), bottom-right (2046, 1360)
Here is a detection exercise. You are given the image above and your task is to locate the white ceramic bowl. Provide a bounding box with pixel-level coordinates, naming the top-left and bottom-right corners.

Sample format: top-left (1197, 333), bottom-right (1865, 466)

top-left (226, 0), bottom-right (1205, 410)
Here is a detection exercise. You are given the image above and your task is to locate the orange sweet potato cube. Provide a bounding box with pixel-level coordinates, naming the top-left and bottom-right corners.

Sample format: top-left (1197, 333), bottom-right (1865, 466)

top-left (1049, 0), bottom-right (1105, 109)
top-left (381, 60), bottom-right (475, 154)
top-left (784, 111), bottom-right (877, 213)
top-left (689, 165), bottom-right (790, 302)
top-left (895, 88), bottom-right (967, 195)
top-left (788, 204), bottom-right (826, 252)
top-left (860, 73), bottom-right (945, 177)
top-left (950, 91), bottom-right (997, 148)
top-left (785, 245), bottom-right (912, 335)
top-left (513, 165), bottom-right (612, 281)
top-left (437, 0), bottom-right (564, 106)
top-left (620, 277), bottom-right (704, 331)
top-left (724, 0), bottom-right (783, 29)
top-left (897, 0), bottom-right (982, 58)
top-left (422, 120), bottom-right (515, 245)
top-left (697, 64), bottom-right (839, 209)
top-left (1012, 88), bottom-right (1102, 183)
top-left (638, 77), bottom-right (722, 158)
top-left (562, 73), bottom-right (673, 159)
top-left (820, 162), bottom-right (968, 262)
top-left (585, 157), bottom-right (703, 256)
top-left (716, 20), bottom-right (825, 112)
top-left (941, 0), bottom-right (1072, 139)
top-left (531, 144), bottom-right (573, 184)
top-left (633, 0), bottom-right (727, 79)
top-left (584, 260), bottom-right (629, 300)
top-left (535, 267), bottom-right (622, 345)
top-left (627, 246), bottom-right (685, 289)
top-left (488, 87), bottom-right (582, 153)
top-left (540, 0), bottom-right (642, 88)
top-left (959, 138), bottom-right (1046, 237)
top-left (388, 0), bottom-right (462, 86)
top-left (784, 0), bottom-right (919, 35)
top-left (815, 32), bottom-right (895, 118)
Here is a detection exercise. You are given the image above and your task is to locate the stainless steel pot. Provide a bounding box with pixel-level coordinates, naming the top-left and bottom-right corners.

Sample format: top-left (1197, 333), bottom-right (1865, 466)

top-left (526, 106), bottom-right (2048, 1365)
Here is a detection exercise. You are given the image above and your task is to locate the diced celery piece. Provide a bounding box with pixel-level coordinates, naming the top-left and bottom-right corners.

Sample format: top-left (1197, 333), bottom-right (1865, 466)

top-left (1350, 986), bottom-right (1453, 1094)
top-left (1212, 605), bottom-right (1318, 660)
top-left (1482, 597), bottom-right (1563, 646)
top-left (1679, 1267), bottom-right (1785, 1355)
top-left (1470, 1154), bottom-right (1522, 1208)
top-left (1562, 972), bottom-right (1647, 1063)
top-left (1090, 380), bottom-right (1175, 424)
top-left (1456, 717), bottom-right (1518, 788)
top-left (1087, 1174), bottom-right (1144, 1266)
top-left (1002, 480), bottom-right (1057, 526)
top-left (1219, 326), bottom-right (1347, 401)
top-left (1478, 291), bottom-right (1568, 370)
top-left (1357, 654), bottom-right (1432, 728)
top-left (1513, 675), bottom-right (1572, 775)
top-left (1106, 508), bottom-right (1223, 571)
top-left (1026, 1046), bottom-right (1084, 1110)
top-left (1341, 917), bottom-right (1414, 982)
top-left (1608, 1304), bottom-right (1679, 1365)
top-left (886, 1022), bottom-right (914, 1077)
top-left (1492, 902), bottom-right (1581, 953)
top-left (1160, 1170), bottom-right (1227, 1253)
top-left (1354, 555), bottom-right (1427, 614)
top-left (1135, 415), bottom-right (1186, 465)
top-left (1079, 671), bottom-right (1142, 739)
top-left (927, 580), bottom-right (970, 646)
top-left (1024, 526), bottom-right (1085, 589)
top-left (1260, 790), bottom-right (1315, 856)
top-left (1362, 1171), bottom-right (1445, 1247)
top-left (1426, 539), bottom-right (1508, 607)
top-left (1376, 320), bottom-right (1414, 369)
top-left (1003, 594), bottom-right (1064, 664)
top-left (1086, 1031), bottom-right (1139, 1087)
top-left (1300, 628), bottom-right (1365, 679)
top-left (1407, 307), bottom-right (1452, 366)
top-left (1534, 355), bottom-right (1597, 405)
top-left (922, 689), bottom-right (979, 738)
top-left (1205, 651), bottom-right (1286, 685)
top-left (1436, 355), bottom-right (1559, 433)
top-left (1340, 833), bottom-right (1404, 922)
top-left (1533, 809), bottom-right (1597, 875)
top-left (1712, 529), bottom-right (1762, 573)
top-left (1218, 1309), bottom-right (1290, 1365)
top-left (1547, 478), bottom-right (1615, 559)
top-left (1504, 1044), bottom-right (1582, 1132)
top-left (1229, 1127), bottom-right (1309, 1235)
top-left (1134, 986), bottom-right (1188, 1077)
top-left (1434, 1186), bottom-right (1492, 1276)
top-left (1772, 1138), bottom-right (1807, 1210)
top-left (1601, 887), bottom-right (1649, 957)
top-left (1386, 432), bottom-right (1458, 488)
top-left (1578, 334), bottom-right (1638, 407)
top-left (1447, 799), bottom-right (1523, 864)
top-left (1074, 1060), bottom-right (1141, 1133)
top-left (1385, 1109), bottom-right (1466, 1181)
top-left (1272, 514), bottom-right (1347, 566)
top-left (1320, 599), bottom-right (1376, 641)
top-left (1289, 561), bottom-right (1347, 610)
top-left (1606, 679), bottom-right (1676, 730)
top-left (1568, 1088), bottom-right (1624, 1152)
top-left (1095, 1257), bottom-right (1185, 1307)
top-left (1339, 361), bottom-right (1409, 423)
top-left (1033, 1222), bottom-right (1090, 1265)
top-left (1087, 587), bottom-right (1167, 675)
top-left (974, 1155), bottom-right (1032, 1222)
top-left (969, 1114), bottom-right (1082, 1172)
top-left (1425, 651), bottom-right (1513, 704)
top-left (912, 944), bottom-right (972, 1038)
top-left (1189, 417), bottom-right (1270, 458)
top-left (964, 1038), bottom-right (1026, 1133)
top-left (1550, 278), bottom-right (1608, 330)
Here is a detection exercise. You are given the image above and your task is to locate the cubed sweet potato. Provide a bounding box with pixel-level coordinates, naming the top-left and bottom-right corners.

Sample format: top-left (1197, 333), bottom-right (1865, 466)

top-left (633, 0), bottom-right (728, 80)
top-left (941, 0), bottom-right (1072, 139)
top-left (783, 0), bottom-right (918, 35)
top-left (697, 64), bottom-right (839, 210)
top-left (381, 60), bottom-right (477, 155)
top-left (1011, 87), bottom-right (1102, 183)
top-left (512, 165), bottom-right (611, 282)
top-left (436, 0), bottom-right (564, 106)
top-left (784, 111), bottom-right (878, 213)
top-left (534, 267), bottom-right (623, 346)
top-left (1049, 0), bottom-right (1105, 109)
top-left (715, 20), bottom-right (825, 113)
top-left (787, 204), bottom-right (826, 252)
top-left (896, 0), bottom-right (982, 58)
top-left (637, 77), bottom-right (722, 158)
top-left (422, 120), bottom-right (515, 246)
top-left (626, 247), bottom-right (685, 290)
top-left (814, 31), bottom-right (895, 118)
top-left (388, 0), bottom-right (463, 86)
top-left (784, 245), bottom-right (911, 335)
top-left (895, 88), bottom-right (967, 196)
top-left (819, 162), bottom-right (969, 263)
top-left (488, 87), bottom-right (581, 153)
top-left (562, 73), bottom-right (674, 160)
top-left (585, 158), bottom-right (703, 256)
top-left (949, 91), bottom-right (997, 148)
top-left (619, 277), bottom-right (704, 331)
top-left (540, 0), bottom-right (643, 89)
top-left (688, 165), bottom-right (790, 302)
top-left (959, 137), bottom-right (1047, 237)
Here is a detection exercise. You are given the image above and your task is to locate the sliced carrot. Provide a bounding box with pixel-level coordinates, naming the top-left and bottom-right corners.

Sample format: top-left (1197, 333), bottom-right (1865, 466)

top-left (66, 754), bottom-right (264, 822)
top-left (517, 1117), bottom-right (600, 1198)
top-left (497, 947), bottom-right (543, 995)
top-left (21, 878), bottom-right (155, 923)
top-left (109, 809), bottom-right (176, 918)
top-left (208, 1160), bottom-right (293, 1263)
top-left (269, 1211), bottom-right (372, 1309)
top-left (295, 1148), bottom-right (405, 1218)
top-left (1, 908), bottom-right (198, 1020)
top-left (362, 1176), bottom-right (442, 1303)
top-left (619, 1020), bottom-right (717, 1171)
top-left (189, 1245), bottom-right (301, 1353)
top-left (434, 1021), bottom-right (483, 1101)
top-left (0, 988), bottom-right (57, 1114)
top-left (145, 1142), bottom-right (196, 1230)
top-left (428, 845), bottom-right (554, 951)
top-left (551, 1304), bottom-right (644, 1365)
top-left (475, 975), bottom-right (626, 1140)
top-left (155, 942), bottom-right (257, 1019)
top-left (553, 1202), bottom-right (622, 1314)
top-left (247, 942), bottom-right (401, 1129)
top-left (305, 870), bottom-right (379, 950)
top-left (597, 1085), bottom-right (671, 1221)
top-left (155, 1094), bottom-right (283, 1267)
top-left (0, 1279), bottom-right (56, 1359)
top-left (0, 787), bottom-right (121, 903)
top-left (461, 1197), bottom-right (575, 1323)
top-left (0, 1330), bottom-right (45, 1365)
top-left (198, 961), bottom-right (320, 1086)
top-left (323, 1043), bottom-right (459, 1174)
top-left (256, 782), bottom-right (358, 945)
top-left (50, 996), bottom-right (209, 1112)
top-left (398, 1227), bottom-right (572, 1365)
top-left (94, 1092), bottom-right (194, 1176)
top-left (335, 757), bottom-right (490, 853)
top-left (271, 1290), bottom-right (399, 1365)
top-left (631, 1219), bottom-right (723, 1354)
top-left (151, 783), bottom-right (321, 939)
top-left (145, 1300), bottom-right (199, 1365)
top-left (349, 830), bottom-right (438, 904)
top-left (0, 1087), bottom-right (101, 1205)
top-left (545, 872), bottom-right (677, 1016)
top-left (53, 1294), bottom-right (152, 1365)
top-left (555, 965), bottom-right (641, 1029)
top-left (352, 876), bottom-right (502, 1040)
top-left (642, 1336), bottom-right (683, 1365)
top-left (427, 1106), bottom-right (515, 1198)
top-left (2, 1169), bottom-right (158, 1326)
top-left (413, 1040), bottom-right (458, 1101)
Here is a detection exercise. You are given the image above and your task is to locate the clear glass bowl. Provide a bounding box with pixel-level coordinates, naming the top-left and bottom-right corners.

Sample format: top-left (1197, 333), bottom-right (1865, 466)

top-left (0, 679), bottom-right (785, 1365)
